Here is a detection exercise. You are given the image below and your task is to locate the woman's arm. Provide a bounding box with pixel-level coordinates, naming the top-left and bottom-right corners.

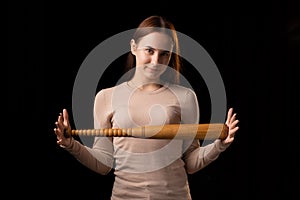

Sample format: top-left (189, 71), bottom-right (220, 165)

top-left (180, 89), bottom-right (239, 174)
top-left (54, 89), bottom-right (115, 175)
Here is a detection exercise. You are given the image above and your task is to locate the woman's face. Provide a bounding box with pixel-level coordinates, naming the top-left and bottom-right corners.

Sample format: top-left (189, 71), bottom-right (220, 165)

top-left (131, 32), bottom-right (173, 80)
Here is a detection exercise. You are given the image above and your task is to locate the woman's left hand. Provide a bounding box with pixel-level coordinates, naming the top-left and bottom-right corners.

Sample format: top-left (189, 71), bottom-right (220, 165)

top-left (222, 107), bottom-right (239, 144)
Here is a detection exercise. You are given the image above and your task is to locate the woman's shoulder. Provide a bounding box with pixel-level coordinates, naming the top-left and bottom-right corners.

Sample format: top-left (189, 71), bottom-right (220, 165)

top-left (166, 83), bottom-right (196, 95)
top-left (97, 82), bottom-right (127, 93)
top-left (95, 82), bottom-right (127, 98)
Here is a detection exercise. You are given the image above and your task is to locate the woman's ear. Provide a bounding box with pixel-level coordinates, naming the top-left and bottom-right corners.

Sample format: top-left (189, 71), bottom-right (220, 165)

top-left (130, 39), bottom-right (137, 55)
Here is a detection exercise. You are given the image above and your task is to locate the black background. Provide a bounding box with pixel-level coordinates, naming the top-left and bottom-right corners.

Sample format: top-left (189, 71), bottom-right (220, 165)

top-left (7, 1), bottom-right (299, 199)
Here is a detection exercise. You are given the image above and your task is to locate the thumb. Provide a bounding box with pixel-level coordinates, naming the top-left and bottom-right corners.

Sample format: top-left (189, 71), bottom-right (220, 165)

top-left (63, 108), bottom-right (70, 127)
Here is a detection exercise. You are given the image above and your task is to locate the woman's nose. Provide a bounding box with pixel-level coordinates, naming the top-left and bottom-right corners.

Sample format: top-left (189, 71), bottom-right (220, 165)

top-left (151, 53), bottom-right (160, 65)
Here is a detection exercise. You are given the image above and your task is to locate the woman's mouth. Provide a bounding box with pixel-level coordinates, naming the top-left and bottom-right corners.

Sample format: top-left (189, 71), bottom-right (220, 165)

top-left (146, 67), bottom-right (158, 73)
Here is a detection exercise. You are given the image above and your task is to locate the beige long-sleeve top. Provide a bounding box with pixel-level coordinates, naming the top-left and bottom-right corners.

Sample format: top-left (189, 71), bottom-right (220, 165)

top-left (64, 82), bottom-right (230, 200)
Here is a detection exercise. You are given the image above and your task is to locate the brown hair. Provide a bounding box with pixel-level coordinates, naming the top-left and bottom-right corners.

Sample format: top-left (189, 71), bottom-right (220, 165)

top-left (125, 15), bottom-right (182, 84)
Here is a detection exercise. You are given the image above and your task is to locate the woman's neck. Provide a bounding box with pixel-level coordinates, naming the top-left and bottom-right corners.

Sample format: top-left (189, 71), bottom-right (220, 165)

top-left (129, 77), bottom-right (162, 92)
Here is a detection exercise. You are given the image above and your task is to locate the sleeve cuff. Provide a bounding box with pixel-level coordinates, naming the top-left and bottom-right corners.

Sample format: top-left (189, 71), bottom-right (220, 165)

top-left (214, 139), bottom-right (231, 152)
top-left (60, 137), bottom-right (74, 150)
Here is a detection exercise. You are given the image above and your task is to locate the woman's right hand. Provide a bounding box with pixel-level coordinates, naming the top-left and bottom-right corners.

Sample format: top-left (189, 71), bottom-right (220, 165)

top-left (54, 108), bottom-right (72, 147)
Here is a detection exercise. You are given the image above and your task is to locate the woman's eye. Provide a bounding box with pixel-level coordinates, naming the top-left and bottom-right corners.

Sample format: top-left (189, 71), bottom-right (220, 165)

top-left (145, 48), bottom-right (154, 54)
top-left (162, 52), bottom-right (170, 57)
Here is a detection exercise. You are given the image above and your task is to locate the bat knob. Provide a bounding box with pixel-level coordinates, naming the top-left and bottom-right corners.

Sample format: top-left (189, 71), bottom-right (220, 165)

top-left (63, 127), bottom-right (72, 138)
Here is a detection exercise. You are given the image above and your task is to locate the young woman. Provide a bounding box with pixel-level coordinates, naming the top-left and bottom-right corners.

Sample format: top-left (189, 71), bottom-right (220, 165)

top-left (54, 15), bottom-right (239, 200)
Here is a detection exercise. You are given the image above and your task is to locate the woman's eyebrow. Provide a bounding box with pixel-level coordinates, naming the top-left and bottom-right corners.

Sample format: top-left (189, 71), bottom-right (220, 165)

top-left (143, 46), bottom-right (171, 52)
top-left (143, 45), bottom-right (154, 49)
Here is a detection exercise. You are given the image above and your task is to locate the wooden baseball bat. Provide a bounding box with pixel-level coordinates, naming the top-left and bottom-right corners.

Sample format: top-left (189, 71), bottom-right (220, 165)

top-left (64, 123), bottom-right (228, 140)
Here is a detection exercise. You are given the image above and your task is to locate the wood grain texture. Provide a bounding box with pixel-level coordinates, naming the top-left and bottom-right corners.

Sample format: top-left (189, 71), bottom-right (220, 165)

top-left (65, 123), bottom-right (228, 140)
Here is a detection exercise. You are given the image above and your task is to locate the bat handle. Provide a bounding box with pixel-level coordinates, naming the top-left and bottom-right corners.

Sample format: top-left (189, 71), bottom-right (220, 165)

top-left (64, 127), bottom-right (133, 137)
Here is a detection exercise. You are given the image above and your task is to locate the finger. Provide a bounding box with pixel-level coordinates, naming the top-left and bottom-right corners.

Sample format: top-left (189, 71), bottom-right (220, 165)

top-left (226, 108), bottom-right (233, 124)
top-left (57, 112), bottom-right (62, 121)
top-left (57, 138), bottom-right (63, 145)
top-left (54, 128), bottom-right (63, 140)
top-left (63, 109), bottom-right (70, 127)
top-left (229, 113), bottom-right (237, 124)
top-left (55, 122), bottom-right (61, 131)
top-left (228, 108), bottom-right (233, 117)
top-left (55, 114), bottom-right (63, 130)
top-left (228, 121), bottom-right (239, 133)
top-left (229, 127), bottom-right (239, 137)
top-left (54, 125), bottom-right (63, 136)
top-left (56, 118), bottom-right (65, 131)
top-left (231, 119), bottom-right (239, 128)
top-left (54, 128), bottom-right (58, 136)
top-left (58, 113), bottom-right (64, 125)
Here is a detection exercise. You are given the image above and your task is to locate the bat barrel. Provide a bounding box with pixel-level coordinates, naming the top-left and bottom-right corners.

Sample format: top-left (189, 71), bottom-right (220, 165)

top-left (65, 123), bottom-right (228, 140)
top-left (142, 123), bottom-right (228, 140)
